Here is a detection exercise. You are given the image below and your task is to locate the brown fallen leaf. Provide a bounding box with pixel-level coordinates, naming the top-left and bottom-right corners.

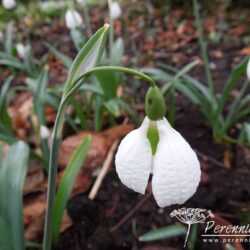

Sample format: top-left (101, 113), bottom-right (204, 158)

top-left (24, 192), bottom-right (72, 240)
top-left (24, 159), bottom-right (45, 195)
top-left (58, 124), bottom-right (134, 168)
top-left (8, 92), bottom-right (33, 140)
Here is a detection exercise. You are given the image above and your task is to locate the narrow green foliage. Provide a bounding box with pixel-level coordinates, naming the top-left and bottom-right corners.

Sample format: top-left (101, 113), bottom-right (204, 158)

top-left (52, 137), bottom-right (91, 245)
top-left (139, 224), bottom-right (186, 242)
top-left (0, 141), bottom-right (30, 250)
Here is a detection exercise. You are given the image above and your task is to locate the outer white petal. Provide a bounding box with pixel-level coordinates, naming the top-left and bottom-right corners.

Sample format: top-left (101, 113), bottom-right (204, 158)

top-left (152, 118), bottom-right (201, 207)
top-left (65, 9), bottom-right (83, 29)
top-left (247, 58), bottom-right (250, 81)
top-left (115, 117), bottom-right (152, 194)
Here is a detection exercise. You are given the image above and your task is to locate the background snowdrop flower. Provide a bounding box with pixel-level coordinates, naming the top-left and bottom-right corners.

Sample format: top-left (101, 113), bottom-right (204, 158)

top-left (16, 43), bottom-right (30, 59)
top-left (115, 86), bottom-right (201, 207)
top-left (40, 125), bottom-right (50, 139)
top-left (2, 0), bottom-right (16, 9)
top-left (110, 1), bottom-right (121, 20)
top-left (247, 58), bottom-right (250, 80)
top-left (65, 9), bottom-right (83, 29)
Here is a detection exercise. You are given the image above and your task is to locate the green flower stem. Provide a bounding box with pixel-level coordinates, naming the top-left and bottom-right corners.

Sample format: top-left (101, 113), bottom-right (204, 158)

top-left (108, 0), bottom-right (114, 61)
top-left (193, 0), bottom-right (214, 98)
top-left (43, 66), bottom-right (155, 250)
top-left (42, 102), bottom-right (66, 250)
top-left (82, 2), bottom-right (92, 37)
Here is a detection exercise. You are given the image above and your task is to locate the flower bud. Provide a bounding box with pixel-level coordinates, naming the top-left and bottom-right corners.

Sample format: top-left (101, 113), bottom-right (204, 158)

top-left (145, 86), bottom-right (166, 121)
top-left (110, 1), bottom-right (121, 20)
top-left (2, 0), bottom-right (16, 9)
top-left (16, 43), bottom-right (30, 59)
top-left (40, 125), bottom-right (50, 139)
top-left (65, 9), bottom-right (83, 29)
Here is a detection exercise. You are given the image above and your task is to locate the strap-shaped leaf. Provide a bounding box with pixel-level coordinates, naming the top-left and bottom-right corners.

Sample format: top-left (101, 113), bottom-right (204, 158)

top-left (218, 56), bottom-right (249, 115)
top-left (0, 217), bottom-right (12, 250)
top-left (52, 136), bottom-right (91, 245)
top-left (0, 141), bottom-right (29, 250)
top-left (63, 24), bottom-right (109, 96)
top-left (139, 224), bottom-right (186, 242)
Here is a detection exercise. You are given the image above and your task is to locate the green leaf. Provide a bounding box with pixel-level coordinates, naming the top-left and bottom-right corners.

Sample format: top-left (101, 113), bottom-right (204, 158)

top-left (45, 43), bottom-right (73, 68)
top-left (25, 241), bottom-right (42, 249)
top-left (70, 97), bottom-right (87, 130)
top-left (63, 24), bottom-right (110, 96)
top-left (218, 56), bottom-right (249, 115)
top-left (187, 224), bottom-right (198, 250)
top-left (0, 217), bottom-right (12, 250)
top-left (95, 70), bottom-right (118, 99)
top-left (0, 75), bottom-right (13, 130)
top-left (34, 66), bottom-right (49, 124)
top-left (103, 99), bottom-right (120, 117)
top-left (110, 37), bottom-right (124, 65)
top-left (94, 95), bottom-right (104, 131)
top-left (79, 83), bottom-right (104, 95)
top-left (70, 29), bottom-right (86, 51)
top-left (5, 21), bottom-right (13, 55)
top-left (139, 224), bottom-right (186, 242)
top-left (0, 141), bottom-right (30, 250)
top-left (117, 99), bottom-right (140, 125)
top-left (0, 59), bottom-right (25, 70)
top-left (52, 137), bottom-right (91, 245)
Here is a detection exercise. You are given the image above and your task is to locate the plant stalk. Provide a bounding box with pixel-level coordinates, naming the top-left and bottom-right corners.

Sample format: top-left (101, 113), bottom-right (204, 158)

top-left (193, 0), bottom-right (214, 98)
top-left (42, 102), bottom-right (66, 250)
top-left (108, 0), bottom-right (114, 62)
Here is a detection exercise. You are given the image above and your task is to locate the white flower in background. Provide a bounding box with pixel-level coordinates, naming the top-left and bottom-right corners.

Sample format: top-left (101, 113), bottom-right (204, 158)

top-left (115, 116), bottom-right (201, 207)
top-left (2, 0), bottom-right (16, 9)
top-left (16, 43), bottom-right (30, 59)
top-left (76, 0), bottom-right (87, 4)
top-left (110, 1), bottom-right (121, 20)
top-left (40, 125), bottom-right (50, 139)
top-left (247, 58), bottom-right (250, 80)
top-left (65, 9), bottom-right (83, 29)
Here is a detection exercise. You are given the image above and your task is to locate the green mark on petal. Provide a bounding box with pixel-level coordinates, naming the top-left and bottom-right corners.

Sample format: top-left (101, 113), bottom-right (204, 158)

top-left (147, 121), bottom-right (159, 155)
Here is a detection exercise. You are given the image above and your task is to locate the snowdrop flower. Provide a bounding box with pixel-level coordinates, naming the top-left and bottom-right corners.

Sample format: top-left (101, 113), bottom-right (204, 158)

top-left (65, 9), bottom-right (83, 29)
top-left (40, 125), bottom-right (50, 139)
top-left (247, 58), bottom-right (250, 80)
top-left (77, 0), bottom-right (87, 4)
top-left (109, 1), bottom-right (121, 20)
top-left (115, 86), bottom-right (201, 207)
top-left (2, 0), bottom-right (16, 9)
top-left (16, 43), bottom-right (30, 59)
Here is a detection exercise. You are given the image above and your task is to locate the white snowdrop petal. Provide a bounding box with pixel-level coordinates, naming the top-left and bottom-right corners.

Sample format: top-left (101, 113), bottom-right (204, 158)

top-left (152, 118), bottom-right (201, 207)
top-left (65, 9), bottom-right (83, 29)
top-left (16, 43), bottom-right (30, 59)
top-left (40, 125), bottom-right (50, 139)
top-left (110, 2), bottom-right (121, 20)
top-left (115, 117), bottom-right (152, 194)
top-left (247, 58), bottom-right (250, 81)
top-left (3, 0), bottom-right (16, 9)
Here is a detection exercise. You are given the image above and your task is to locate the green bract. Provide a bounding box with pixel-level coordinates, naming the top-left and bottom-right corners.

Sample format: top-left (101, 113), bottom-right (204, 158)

top-left (145, 86), bottom-right (166, 121)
